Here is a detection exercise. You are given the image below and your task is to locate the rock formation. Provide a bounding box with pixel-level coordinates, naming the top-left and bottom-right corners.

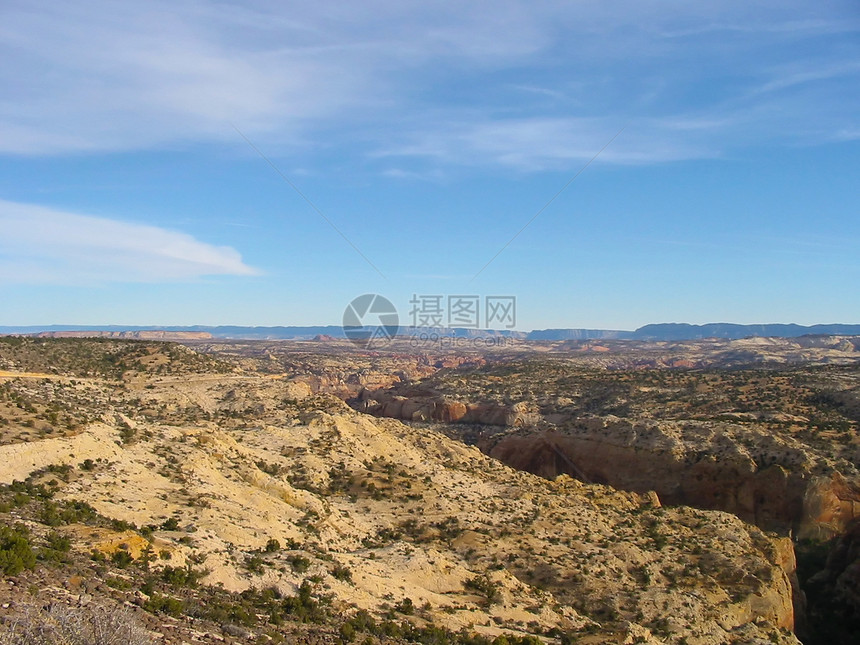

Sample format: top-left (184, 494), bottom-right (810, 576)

top-left (481, 418), bottom-right (860, 541)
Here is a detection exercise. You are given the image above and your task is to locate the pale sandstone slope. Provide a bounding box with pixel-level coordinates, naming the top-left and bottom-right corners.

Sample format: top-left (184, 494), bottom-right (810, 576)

top-left (0, 373), bottom-right (801, 644)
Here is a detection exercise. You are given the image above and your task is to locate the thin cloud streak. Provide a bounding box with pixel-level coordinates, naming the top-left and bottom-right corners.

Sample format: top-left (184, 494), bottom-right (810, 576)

top-left (0, 200), bottom-right (261, 285)
top-left (374, 116), bottom-right (719, 170)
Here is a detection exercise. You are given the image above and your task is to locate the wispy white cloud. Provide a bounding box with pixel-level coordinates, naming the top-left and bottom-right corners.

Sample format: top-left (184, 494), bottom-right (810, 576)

top-left (0, 2), bottom-right (372, 154)
top-left (507, 85), bottom-right (570, 101)
top-left (0, 200), bottom-right (260, 284)
top-left (659, 18), bottom-right (857, 39)
top-left (402, 273), bottom-right (470, 280)
top-left (0, 0), bottom-right (857, 166)
top-left (374, 116), bottom-right (720, 170)
top-left (834, 128), bottom-right (860, 142)
top-left (381, 167), bottom-right (445, 181)
top-left (0, 0), bottom-right (554, 155)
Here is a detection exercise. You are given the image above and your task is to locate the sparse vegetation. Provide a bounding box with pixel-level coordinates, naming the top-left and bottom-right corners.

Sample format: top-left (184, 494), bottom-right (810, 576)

top-left (0, 524), bottom-right (36, 575)
top-left (0, 603), bottom-right (152, 645)
top-left (0, 337), bottom-right (852, 644)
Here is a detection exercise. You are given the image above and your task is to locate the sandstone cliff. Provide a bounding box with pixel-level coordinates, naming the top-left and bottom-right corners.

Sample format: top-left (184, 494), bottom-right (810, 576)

top-left (355, 389), bottom-right (540, 427)
top-left (482, 418), bottom-right (860, 541)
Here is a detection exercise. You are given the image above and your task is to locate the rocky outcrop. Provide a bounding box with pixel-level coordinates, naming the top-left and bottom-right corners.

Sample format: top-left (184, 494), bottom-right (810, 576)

top-left (800, 473), bottom-right (860, 541)
top-left (774, 536), bottom-right (808, 634)
top-left (354, 389), bottom-right (540, 427)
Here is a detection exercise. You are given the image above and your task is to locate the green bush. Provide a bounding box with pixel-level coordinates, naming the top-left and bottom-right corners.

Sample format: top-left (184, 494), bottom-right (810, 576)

top-left (142, 592), bottom-right (184, 618)
top-left (39, 499), bottom-right (99, 526)
top-left (394, 597), bottom-right (414, 615)
top-left (244, 554), bottom-right (264, 574)
top-left (287, 554), bottom-right (311, 573)
top-left (332, 564), bottom-right (352, 582)
top-left (464, 575), bottom-right (500, 605)
top-left (160, 565), bottom-right (203, 588)
top-left (111, 550), bottom-right (134, 568)
top-left (338, 609), bottom-right (546, 645)
top-left (38, 531), bottom-right (72, 564)
top-left (160, 517), bottom-right (179, 531)
top-left (0, 524), bottom-right (36, 575)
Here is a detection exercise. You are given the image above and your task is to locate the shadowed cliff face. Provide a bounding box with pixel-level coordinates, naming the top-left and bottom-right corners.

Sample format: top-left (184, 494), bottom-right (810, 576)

top-left (354, 389), bottom-right (540, 427)
top-left (480, 419), bottom-right (860, 541)
top-left (798, 519), bottom-right (860, 643)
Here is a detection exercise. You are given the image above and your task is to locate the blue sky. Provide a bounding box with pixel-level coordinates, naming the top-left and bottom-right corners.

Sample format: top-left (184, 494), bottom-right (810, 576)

top-left (1, 0), bottom-right (858, 330)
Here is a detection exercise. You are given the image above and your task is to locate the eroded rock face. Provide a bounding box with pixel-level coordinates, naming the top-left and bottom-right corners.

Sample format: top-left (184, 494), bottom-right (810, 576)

top-left (800, 473), bottom-right (860, 541)
top-left (355, 390), bottom-right (541, 427)
top-left (353, 382), bottom-right (860, 543)
top-left (480, 418), bottom-right (860, 541)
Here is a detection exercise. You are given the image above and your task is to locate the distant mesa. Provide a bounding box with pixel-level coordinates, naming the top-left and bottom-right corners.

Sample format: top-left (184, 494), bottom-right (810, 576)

top-left (33, 330), bottom-right (212, 341)
top-left (526, 323), bottom-right (860, 342)
top-left (527, 328), bottom-right (630, 341)
top-left (1, 322), bottom-right (859, 342)
top-left (628, 322), bottom-right (860, 341)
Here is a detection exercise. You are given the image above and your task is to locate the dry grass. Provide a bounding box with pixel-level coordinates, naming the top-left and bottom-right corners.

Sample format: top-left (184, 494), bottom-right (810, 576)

top-left (0, 603), bottom-right (152, 645)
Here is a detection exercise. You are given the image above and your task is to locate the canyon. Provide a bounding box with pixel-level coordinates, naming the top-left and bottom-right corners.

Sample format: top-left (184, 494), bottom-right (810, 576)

top-left (1, 335), bottom-right (858, 643)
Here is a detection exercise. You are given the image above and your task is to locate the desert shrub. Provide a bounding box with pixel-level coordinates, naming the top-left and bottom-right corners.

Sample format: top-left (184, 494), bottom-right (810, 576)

top-left (160, 565), bottom-right (203, 588)
top-left (435, 516), bottom-right (464, 541)
top-left (160, 517), bottom-right (180, 531)
top-left (244, 554), bottom-right (265, 574)
top-left (39, 499), bottom-right (99, 526)
top-left (142, 592), bottom-right (184, 618)
top-left (0, 524), bottom-right (36, 575)
top-left (38, 531), bottom-right (72, 564)
top-left (279, 580), bottom-right (330, 623)
top-left (111, 549), bottom-right (134, 568)
top-left (118, 421), bottom-right (137, 444)
top-left (194, 582), bottom-right (331, 627)
top-left (287, 554), bottom-right (311, 572)
top-left (0, 603), bottom-right (152, 644)
top-left (338, 609), bottom-right (544, 645)
top-left (256, 459), bottom-right (284, 477)
top-left (464, 575), bottom-right (500, 605)
top-left (394, 597), bottom-right (414, 615)
top-left (331, 564), bottom-right (352, 582)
